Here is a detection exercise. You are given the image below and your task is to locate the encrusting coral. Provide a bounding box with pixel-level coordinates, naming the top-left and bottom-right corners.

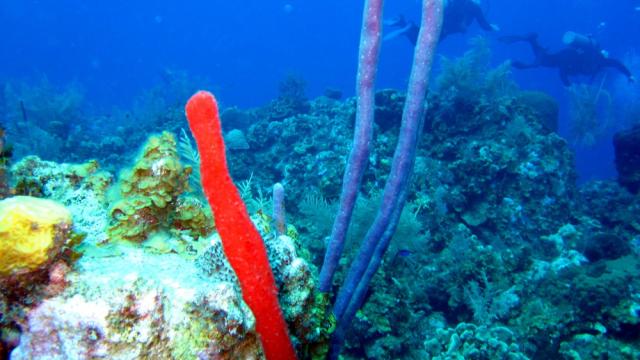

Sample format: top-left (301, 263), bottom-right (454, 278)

top-left (10, 156), bottom-right (112, 245)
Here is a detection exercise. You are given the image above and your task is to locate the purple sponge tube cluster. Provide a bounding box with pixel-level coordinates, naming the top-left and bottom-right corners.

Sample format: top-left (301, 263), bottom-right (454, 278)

top-left (319, 0), bottom-right (444, 357)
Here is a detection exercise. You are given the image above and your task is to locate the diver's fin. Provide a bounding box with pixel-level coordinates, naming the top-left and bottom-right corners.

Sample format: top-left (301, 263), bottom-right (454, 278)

top-left (384, 15), bottom-right (407, 28)
top-left (383, 24), bottom-right (413, 42)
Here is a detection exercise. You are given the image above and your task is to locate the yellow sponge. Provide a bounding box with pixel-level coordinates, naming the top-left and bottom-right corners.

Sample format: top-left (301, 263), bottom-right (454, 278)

top-left (0, 196), bottom-right (72, 277)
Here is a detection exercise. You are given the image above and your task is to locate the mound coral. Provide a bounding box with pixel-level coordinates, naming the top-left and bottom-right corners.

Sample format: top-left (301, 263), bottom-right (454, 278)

top-left (0, 196), bottom-right (72, 279)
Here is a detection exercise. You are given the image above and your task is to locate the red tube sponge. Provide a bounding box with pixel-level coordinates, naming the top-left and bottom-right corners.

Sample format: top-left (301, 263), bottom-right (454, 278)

top-left (185, 91), bottom-right (297, 360)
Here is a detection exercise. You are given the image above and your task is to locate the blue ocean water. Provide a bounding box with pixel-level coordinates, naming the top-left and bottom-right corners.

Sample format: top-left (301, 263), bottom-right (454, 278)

top-left (2, 0), bottom-right (639, 178)
top-left (2, 1), bottom-right (640, 358)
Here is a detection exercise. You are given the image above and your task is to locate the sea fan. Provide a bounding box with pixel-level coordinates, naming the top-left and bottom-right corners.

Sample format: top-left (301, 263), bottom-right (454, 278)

top-left (178, 128), bottom-right (202, 191)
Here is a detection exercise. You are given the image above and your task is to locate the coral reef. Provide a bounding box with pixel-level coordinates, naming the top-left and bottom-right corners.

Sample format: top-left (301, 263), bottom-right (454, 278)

top-left (235, 96), bottom-right (355, 205)
top-left (1, 72), bottom-right (210, 171)
top-left (613, 124), bottom-right (640, 194)
top-left (0, 126), bottom-right (11, 199)
top-left (2, 38), bottom-right (640, 359)
top-left (220, 106), bottom-right (257, 131)
top-left (515, 91), bottom-right (559, 134)
top-left (559, 333), bottom-right (640, 359)
top-left (3, 175), bottom-right (324, 359)
top-left (214, 42), bottom-right (640, 358)
top-left (194, 207), bottom-right (331, 358)
top-left (2, 79), bottom-right (85, 162)
top-left (423, 322), bottom-right (529, 359)
top-left (224, 129), bottom-right (250, 150)
top-left (256, 73), bottom-right (310, 121)
top-left (1, 119), bottom-right (328, 358)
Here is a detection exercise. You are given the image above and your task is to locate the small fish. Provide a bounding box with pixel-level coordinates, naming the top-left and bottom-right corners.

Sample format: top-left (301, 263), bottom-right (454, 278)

top-left (396, 249), bottom-right (413, 257)
top-left (389, 248), bottom-right (416, 269)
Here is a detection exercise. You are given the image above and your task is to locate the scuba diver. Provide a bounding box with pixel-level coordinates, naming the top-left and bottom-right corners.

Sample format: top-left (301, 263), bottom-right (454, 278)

top-left (385, 0), bottom-right (498, 45)
top-left (501, 32), bottom-right (635, 86)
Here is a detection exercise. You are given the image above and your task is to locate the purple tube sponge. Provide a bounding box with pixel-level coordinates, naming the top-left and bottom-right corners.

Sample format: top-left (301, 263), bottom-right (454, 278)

top-left (328, 0), bottom-right (443, 357)
top-left (318, 0), bottom-right (384, 294)
top-left (272, 182), bottom-right (286, 236)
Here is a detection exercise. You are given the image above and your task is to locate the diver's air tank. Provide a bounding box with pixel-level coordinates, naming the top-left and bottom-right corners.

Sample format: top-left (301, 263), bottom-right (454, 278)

top-left (562, 31), bottom-right (597, 50)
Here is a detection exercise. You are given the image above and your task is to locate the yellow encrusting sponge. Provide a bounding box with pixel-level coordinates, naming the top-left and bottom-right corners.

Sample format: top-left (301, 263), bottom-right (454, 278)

top-left (0, 196), bottom-right (72, 278)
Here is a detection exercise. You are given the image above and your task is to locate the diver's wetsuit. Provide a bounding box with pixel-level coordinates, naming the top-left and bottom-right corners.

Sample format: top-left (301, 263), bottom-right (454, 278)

top-left (441, 0), bottom-right (495, 39)
top-left (387, 0), bottom-right (495, 45)
top-left (503, 34), bottom-right (634, 86)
